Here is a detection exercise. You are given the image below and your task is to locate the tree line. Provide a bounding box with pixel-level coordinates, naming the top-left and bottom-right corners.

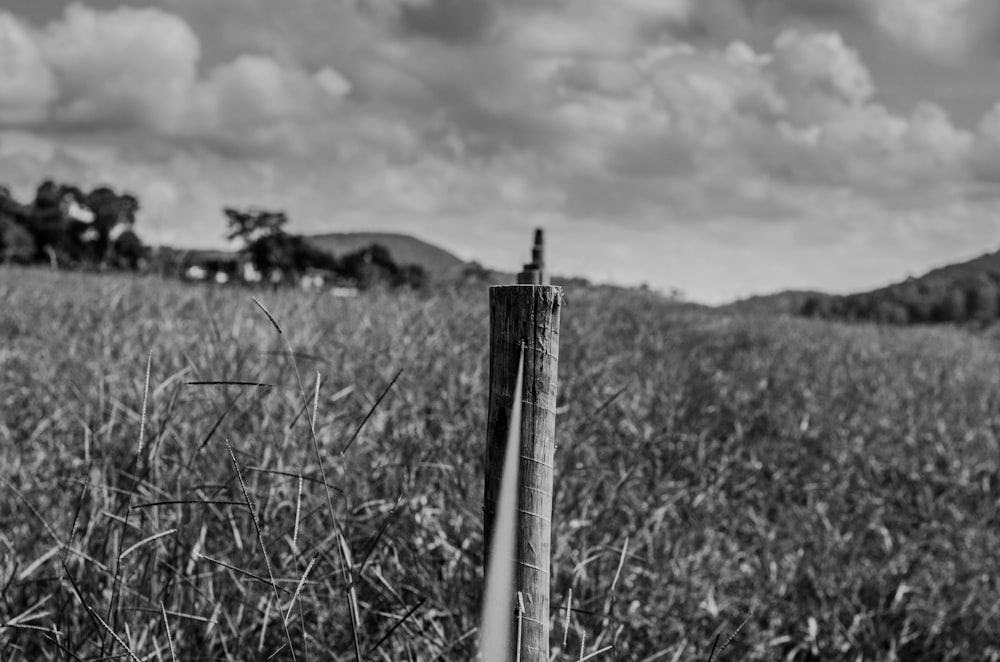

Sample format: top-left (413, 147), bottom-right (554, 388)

top-left (0, 180), bottom-right (145, 270)
top-left (801, 266), bottom-right (1000, 325)
top-left (0, 179), bottom-right (427, 290)
top-left (222, 207), bottom-right (427, 289)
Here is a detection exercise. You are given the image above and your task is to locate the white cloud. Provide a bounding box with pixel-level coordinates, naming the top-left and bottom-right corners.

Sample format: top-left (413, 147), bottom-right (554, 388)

top-left (0, 13), bottom-right (57, 124)
top-left (0, 130), bottom-right (58, 161)
top-left (978, 103), bottom-right (1000, 144)
top-left (771, 29), bottom-right (873, 116)
top-left (969, 103), bottom-right (1000, 182)
top-left (517, 25), bottom-right (982, 224)
top-left (874, 0), bottom-right (976, 61)
top-left (314, 67), bottom-right (352, 98)
top-left (3, 0), bottom-right (1000, 303)
top-left (199, 57), bottom-right (320, 123)
top-left (899, 103), bottom-right (973, 171)
top-left (40, 4), bottom-right (200, 128)
top-left (503, 0), bottom-right (692, 57)
top-left (646, 44), bottom-right (783, 130)
top-left (0, 4), bottom-right (362, 159)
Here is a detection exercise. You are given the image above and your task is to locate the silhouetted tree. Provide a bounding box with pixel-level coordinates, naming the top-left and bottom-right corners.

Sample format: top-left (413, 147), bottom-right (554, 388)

top-left (929, 288), bottom-right (967, 322)
top-left (244, 232), bottom-right (306, 283)
top-left (85, 186), bottom-right (139, 264)
top-left (224, 208), bottom-right (288, 243)
top-left (337, 244), bottom-right (395, 289)
top-left (0, 216), bottom-right (34, 263)
top-left (872, 299), bottom-right (910, 324)
top-left (26, 180), bottom-right (88, 265)
top-left (333, 244), bottom-right (427, 290)
top-left (224, 207), bottom-right (341, 284)
top-left (0, 186), bottom-right (35, 263)
top-left (0, 179), bottom-right (146, 270)
top-left (802, 295), bottom-right (833, 318)
top-left (112, 229), bottom-right (147, 270)
top-left (397, 263), bottom-right (428, 289)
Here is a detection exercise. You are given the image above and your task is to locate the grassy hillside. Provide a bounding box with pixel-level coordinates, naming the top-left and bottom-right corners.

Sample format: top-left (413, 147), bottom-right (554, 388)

top-left (1, 267), bottom-right (999, 660)
top-left (721, 290), bottom-right (830, 316)
top-left (795, 249), bottom-right (1000, 324)
top-left (306, 231), bottom-right (467, 280)
top-left (920, 249), bottom-right (1000, 281)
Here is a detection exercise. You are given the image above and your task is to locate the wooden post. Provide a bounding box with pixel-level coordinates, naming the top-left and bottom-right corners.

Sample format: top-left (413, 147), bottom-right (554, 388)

top-left (485, 229), bottom-right (562, 662)
top-left (516, 229), bottom-right (549, 285)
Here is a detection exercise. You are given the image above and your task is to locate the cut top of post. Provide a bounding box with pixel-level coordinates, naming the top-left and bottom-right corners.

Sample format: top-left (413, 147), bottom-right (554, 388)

top-left (516, 229), bottom-right (549, 285)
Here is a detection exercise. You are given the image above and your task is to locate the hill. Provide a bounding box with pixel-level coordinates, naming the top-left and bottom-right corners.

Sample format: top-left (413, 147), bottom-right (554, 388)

top-left (919, 249), bottom-right (1000, 281)
top-left (798, 248), bottom-right (1000, 324)
top-left (721, 290), bottom-right (832, 316)
top-left (305, 232), bottom-right (467, 280)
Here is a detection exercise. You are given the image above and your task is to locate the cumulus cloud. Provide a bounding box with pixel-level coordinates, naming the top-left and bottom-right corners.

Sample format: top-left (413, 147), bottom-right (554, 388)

top-left (314, 67), bottom-right (352, 98)
top-left (771, 29), bottom-right (873, 114)
top-left (505, 20), bottom-right (988, 225)
top-left (978, 105), bottom-right (1000, 149)
top-left (670, 0), bottom-right (996, 65)
top-left (969, 103), bottom-right (1000, 183)
top-left (3, 3), bottom-right (983, 214)
top-left (192, 57), bottom-right (335, 126)
top-left (0, 13), bottom-right (57, 124)
top-left (874, 0), bottom-right (976, 61)
top-left (503, 0), bottom-right (692, 56)
top-left (899, 103), bottom-right (973, 172)
top-left (644, 43), bottom-right (782, 129)
top-left (741, 41), bottom-right (973, 201)
top-left (0, 3), bottom-right (363, 158)
top-left (3, 0), bottom-right (1000, 302)
top-left (0, 4), bottom-right (203, 130)
top-left (40, 4), bottom-right (200, 128)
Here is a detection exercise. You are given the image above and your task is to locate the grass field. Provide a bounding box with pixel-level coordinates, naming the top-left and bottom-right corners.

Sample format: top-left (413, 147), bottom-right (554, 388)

top-left (1, 266), bottom-right (999, 661)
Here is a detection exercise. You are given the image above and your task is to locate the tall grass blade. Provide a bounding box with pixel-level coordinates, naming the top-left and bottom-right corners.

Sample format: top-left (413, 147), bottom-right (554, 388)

top-left (579, 645), bottom-right (614, 661)
top-left (226, 439), bottom-right (298, 661)
top-left (563, 587), bottom-right (573, 648)
top-left (251, 298), bottom-right (355, 658)
top-left (103, 350), bottom-right (152, 654)
top-left (350, 495), bottom-right (403, 588)
top-left (705, 633), bottom-right (720, 662)
top-left (118, 529), bottom-right (177, 561)
top-left (60, 559), bottom-right (105, 639)
top-left (293, 474), bottom-right (304, 549)
top-left (186, 380), bottom-right (274, 388)
top-left (284, 554), bottom-right (319, 622)
top-left (365, 596), bottom-right (426, 657)
top-left (86, 605), bottom-right (142, 662)
top-left (187, 390), bottom-right (247, 467)
top-left (0, 623), bottom-right (63, 637)
top-left (337, 530), bottom-right (363, 662)
top-left (160, 601), bottom-right (177, 662)
top-left (709, 610), bottom-right (753, 662)
top-left (341, 369), bottom-right (403, 455)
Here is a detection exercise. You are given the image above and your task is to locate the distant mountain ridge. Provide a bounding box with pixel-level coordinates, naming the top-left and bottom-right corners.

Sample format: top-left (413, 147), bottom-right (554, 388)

top-left (305, 232), bottom-right (467, 281)
top-left (738, 248), bottom-right (1000, 325)
top-left (918, 250), bottom-right (1000, 282)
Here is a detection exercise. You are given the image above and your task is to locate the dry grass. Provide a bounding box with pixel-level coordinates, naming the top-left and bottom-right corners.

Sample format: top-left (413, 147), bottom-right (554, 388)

top-left (1, 266), bottom-right (1000, 660)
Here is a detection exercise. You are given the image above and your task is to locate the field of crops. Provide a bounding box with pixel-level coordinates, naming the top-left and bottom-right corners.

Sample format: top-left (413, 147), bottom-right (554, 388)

top-left (2, 266), bottom-right (999, 661)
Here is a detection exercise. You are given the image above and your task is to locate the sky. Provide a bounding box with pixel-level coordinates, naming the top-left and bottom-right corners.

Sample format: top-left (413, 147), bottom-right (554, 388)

top-left (2, 1), bottom-right (1000, 303)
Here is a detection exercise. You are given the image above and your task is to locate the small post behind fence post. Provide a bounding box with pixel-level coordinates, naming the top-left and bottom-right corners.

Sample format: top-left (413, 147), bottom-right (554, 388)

top-left (485, 229), bottom-right (562, 662)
